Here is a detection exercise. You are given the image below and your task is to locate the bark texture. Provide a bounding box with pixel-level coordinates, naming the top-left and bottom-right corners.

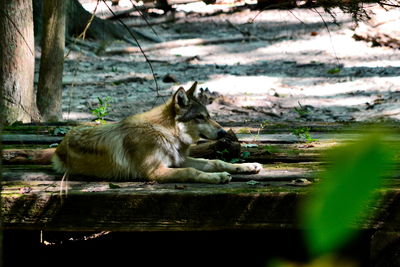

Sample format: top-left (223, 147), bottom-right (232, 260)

top-left (0, 0), bottom-right (37, 125)
top-left (36, 0), bottom-right (66, 121)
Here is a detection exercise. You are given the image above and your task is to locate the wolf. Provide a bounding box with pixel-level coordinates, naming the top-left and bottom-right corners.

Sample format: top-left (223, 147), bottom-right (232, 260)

top-left (53, 82), bottom-right (262, 184)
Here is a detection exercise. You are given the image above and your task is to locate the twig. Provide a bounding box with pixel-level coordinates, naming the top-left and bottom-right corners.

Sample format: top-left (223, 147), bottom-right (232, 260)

top-left (312, 8), bottom-right (341, 66)
top-left (287, 9), bottom-right (306, 25)
top-left (249, 2), bottom-right (298, 23)
top-left (77, 0), bottom-right (99, 40)
top-left (128, 0), bottom-right (160, 40)
top-left (226, 19), bottom-right (251, 36)
top-left (65, 0), bottom-right (100, 58)
top-left (380, 1), bottom-right (400, 8)
top-left (102, 0), bottom-right (161, 99)
top-left (103, 5), bottom-right (148, 20)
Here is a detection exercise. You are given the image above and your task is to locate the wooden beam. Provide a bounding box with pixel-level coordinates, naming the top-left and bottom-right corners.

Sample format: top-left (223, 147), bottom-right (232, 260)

top-left (2, 162), bottom-right (320, 181)
top-left (1, 180), bottom-right (305, 231)
top-left (2, 180), bottom-right (396, 232)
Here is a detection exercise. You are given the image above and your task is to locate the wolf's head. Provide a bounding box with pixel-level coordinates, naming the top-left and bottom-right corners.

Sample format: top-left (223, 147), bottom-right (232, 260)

top-left (172, 82), bottom-right (227, 141)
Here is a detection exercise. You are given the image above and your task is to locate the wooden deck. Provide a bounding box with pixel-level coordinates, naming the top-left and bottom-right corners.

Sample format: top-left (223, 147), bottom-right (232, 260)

top-left (2, 122), bottom-right (400, 232)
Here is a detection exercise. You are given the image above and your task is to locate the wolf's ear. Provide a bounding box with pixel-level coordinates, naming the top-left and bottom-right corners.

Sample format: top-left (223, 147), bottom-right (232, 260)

top-left (186, 81), bottom-right (198, 98)
top-left (173, 87), bottom-right (189, 109)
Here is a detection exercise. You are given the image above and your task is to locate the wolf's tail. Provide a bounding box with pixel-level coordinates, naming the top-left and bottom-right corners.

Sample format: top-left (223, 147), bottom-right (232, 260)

top-left (52, 153), bottom-right (67, 173)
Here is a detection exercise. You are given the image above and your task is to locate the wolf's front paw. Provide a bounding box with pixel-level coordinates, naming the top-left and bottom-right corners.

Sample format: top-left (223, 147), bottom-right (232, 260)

top-left (234, 163), bottom-right (263, 174)
top-left (209, 172), bottom-right (232, 184)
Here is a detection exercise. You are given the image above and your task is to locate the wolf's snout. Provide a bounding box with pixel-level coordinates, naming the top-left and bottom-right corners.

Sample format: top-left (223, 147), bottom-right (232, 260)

top-left (217, 129), bottom-right (227, 139)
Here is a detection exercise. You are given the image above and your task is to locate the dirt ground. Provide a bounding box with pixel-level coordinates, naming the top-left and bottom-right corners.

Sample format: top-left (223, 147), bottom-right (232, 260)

top-left (48, 1), bottom-right (400, 126)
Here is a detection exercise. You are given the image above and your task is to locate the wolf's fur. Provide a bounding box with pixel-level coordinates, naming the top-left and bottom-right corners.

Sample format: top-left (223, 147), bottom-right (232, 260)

top-left (53, 82), bottom-right (262, 184)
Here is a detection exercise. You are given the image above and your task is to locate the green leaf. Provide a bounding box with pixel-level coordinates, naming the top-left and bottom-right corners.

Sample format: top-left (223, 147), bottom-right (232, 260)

top-left (230, 158), bottom-right (240, 163)
top-left (302, 131), bottom-right (394, 256)
top-left (327, 67), bottom-right (341, 74)
top-left (246, 180), bottom-right (260, 186)
top-left (241, 151), bottom-right (251, 159)
top-left (109, 183), bottom-right (120, 189)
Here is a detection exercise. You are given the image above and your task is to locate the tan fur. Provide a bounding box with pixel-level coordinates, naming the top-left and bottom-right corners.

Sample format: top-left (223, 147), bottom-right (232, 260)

top-left (53, 83), bottom-right (262, 184)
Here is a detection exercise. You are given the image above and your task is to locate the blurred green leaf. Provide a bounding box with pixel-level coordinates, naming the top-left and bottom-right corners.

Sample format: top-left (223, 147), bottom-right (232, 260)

top-left (302, 130), bottom-right (394, 256)
top-left (327, 68), bottom-right (341, 74)
top-left (109, 183), bottom-right (120, 189)
top-left (241, 151), bottom-right (251, 158)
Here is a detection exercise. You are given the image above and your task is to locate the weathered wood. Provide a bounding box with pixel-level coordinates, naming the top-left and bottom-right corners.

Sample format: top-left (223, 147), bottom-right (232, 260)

top-left (2, 122), bottom-right (399, 234)
top-left (3, 180), bottom-right (398, 232)
top-left (2, 162), bottom-right (320, 182)
top-left (1, 134), bottom-right (62, 144)
top-left (0, 180), bottom-right (307, 231)
top-left (2, 149), bottom-right (55, 165)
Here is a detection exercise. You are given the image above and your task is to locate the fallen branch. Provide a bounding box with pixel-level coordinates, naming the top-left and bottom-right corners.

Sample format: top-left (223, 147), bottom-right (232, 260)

top-left (62, 72), bottom-right (153, 86)
top-left (105, 35), bottom-right (288, 54)
top-left (125, 14), bottom-right (178, 27)
top-left (103, 6), bottom-right (149, 20)
top-left (105, 36), bottom-right (259, 54)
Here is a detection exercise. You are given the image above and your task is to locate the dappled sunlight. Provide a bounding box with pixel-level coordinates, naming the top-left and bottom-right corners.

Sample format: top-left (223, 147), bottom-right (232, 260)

top-left (202, 75), bottom-right (281, 94)
top-left (63, 111), bottom-right (93, 121)
top-left (59, 2), bottom-right (400, 124)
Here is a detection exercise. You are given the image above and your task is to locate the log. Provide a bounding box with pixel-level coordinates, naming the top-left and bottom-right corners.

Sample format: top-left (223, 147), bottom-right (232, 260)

top-left (105, 36), bottom-right (261, 54)
top-left (189, 129), bottom-right (240, 160)
top-left (62, 72), bottom-right (153, 86)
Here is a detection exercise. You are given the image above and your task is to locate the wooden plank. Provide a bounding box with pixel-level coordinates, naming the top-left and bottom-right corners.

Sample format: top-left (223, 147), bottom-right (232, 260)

top-left (1, 162), bottom-right (320, 182)
top-left (3, 134), bottom-right (399, 165)
top-left (1, 134), bottom-right (62, 144)
top-left (0, 180), bottom-right (309, 231)
top-left (2, 180), bottom-right (397, 232)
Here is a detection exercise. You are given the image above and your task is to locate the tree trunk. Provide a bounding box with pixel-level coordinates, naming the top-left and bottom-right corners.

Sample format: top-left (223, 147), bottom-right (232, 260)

top-left (36, 0), bottom-right (66, 121)
top-left (33, 0), bottom-right (157, 44)
top-left (0, 0), bottom-right (38, 125)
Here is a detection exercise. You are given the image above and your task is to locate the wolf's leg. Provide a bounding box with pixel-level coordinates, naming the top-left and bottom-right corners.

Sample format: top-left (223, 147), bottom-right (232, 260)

top-left (147, 166), bottom-right (232, 184)
top-left (182, 157), bottom-right (262, 174)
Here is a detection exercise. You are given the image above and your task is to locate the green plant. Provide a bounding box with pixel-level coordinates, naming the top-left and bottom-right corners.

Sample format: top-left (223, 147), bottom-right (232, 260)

top-left (91, 96), bottom-right (112, 124)
top-left (292, 127), bottom-right (317, 143)
top-left (272, 128), bottom-right (395, 266)
top-left (263, 145), bottom-right (279, 154)
top-left (302, 130), bottom-right (394, 257)
top-left (216, 149), bottom-right (229, 161)
top-left (327, 67), bottom-right (341, 74)
top-left (294, 101), bottom-right (309, 118)
top-left (53, 126), bottom-right (72, 136)
top-left (260, 120), bottom-right (269, 129)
